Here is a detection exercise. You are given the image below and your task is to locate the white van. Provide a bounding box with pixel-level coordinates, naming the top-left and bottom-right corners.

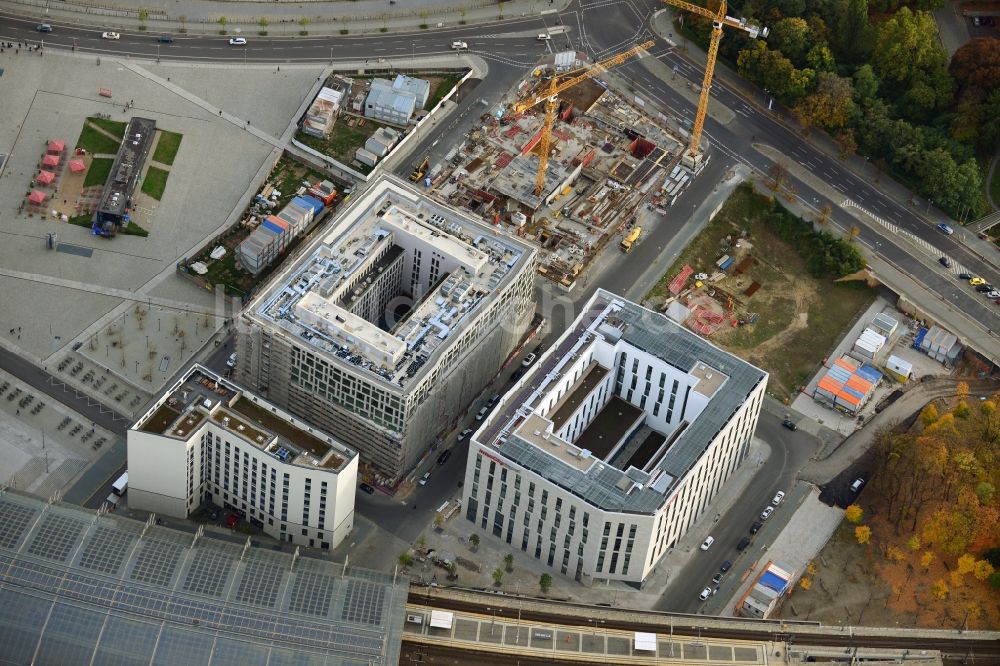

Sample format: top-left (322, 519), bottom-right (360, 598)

top-left (537, 33), bottom-right (550, 40)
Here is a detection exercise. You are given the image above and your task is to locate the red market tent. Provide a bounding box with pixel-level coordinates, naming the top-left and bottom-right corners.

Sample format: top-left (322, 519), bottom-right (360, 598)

top-left (68, 159), bottom-right (86, 173)
top-left (36, 170), bottom-right (55, 185)
top-left (42, 154), bottom-right (60, 168)
top-left (47, 139), bottom-right (65, 154)
top-left (27, 190), bottom-right (47, 204)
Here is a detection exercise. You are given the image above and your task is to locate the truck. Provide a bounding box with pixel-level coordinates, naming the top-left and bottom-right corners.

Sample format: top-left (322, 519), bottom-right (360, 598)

top-left (620, 226), bottom-right (641, 252)
top-left (111, 472), bottom-right (128, 496)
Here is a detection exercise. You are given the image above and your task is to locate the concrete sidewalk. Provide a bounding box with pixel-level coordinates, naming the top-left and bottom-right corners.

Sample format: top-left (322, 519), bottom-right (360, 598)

top-left (0, 0), bottom-right (569, 35)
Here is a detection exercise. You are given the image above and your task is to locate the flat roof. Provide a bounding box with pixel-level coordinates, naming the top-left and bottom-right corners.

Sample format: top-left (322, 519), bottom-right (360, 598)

top-left (132, 365), bottom-right (355, 473)
top-left (249, 175), bottom-right (533, 391)
top-left (574, 396), bottom-right (642, 461)
top-left (0, 489), bottom-right (406, 665)
top-left (96, 117), bottom-right (155, 219)
top-left (480, 289), bottom-right (767, 514)
top-left (548, 362), bottom-right (609, 430)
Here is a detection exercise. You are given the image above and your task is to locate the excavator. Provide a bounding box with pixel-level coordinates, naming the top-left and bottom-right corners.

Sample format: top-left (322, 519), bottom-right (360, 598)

top-left (409, 155), bottom-right (430, 183)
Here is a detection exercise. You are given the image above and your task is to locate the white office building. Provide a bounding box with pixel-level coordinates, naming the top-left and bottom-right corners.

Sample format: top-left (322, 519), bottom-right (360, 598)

top-left (237, 174), bottom-right (536, 483)
top-left (128, 364), bottom-right (359, 551)
top-left (462, 290), bottom-right (768, 585)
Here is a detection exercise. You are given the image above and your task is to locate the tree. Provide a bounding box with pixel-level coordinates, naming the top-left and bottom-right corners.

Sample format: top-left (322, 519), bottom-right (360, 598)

top-left (433, 513), bottom-right (445, 530)
top-left (855, 525), bottom-right (872, 544)
top-left (137, 8), bottom-right (149, 30)
top-left (539, 573), bottom-right (552, 593)
top-left (954, 400), bottom-right (971, 419)
top-left (930, 579), bottom-right (948, 599)
top-left (737, 43), bottom-right (813, 104)
top-left (399, 552), bottom-right (413, 567)
top-left (973, 560), bottom-right (995, 582)
top-left (446, 561), bottom-right (458, 580)
top-left (906, 535), bottom-right (921, 551)
top-left (298, 17), bottom-right (310, 35)
top-left (885, 545), bottom-right (906, 562)
top-left (920, 403), bottom-right (939, 426)
top-left (845, 504), bottom-right (864, 524)
top-left (468, 534), bottom-right (480, 551)
top-left (492, 568), bottom-right (504, 586)
top-left (503, 554), bottom-right (514, 573)
top-left (218, 16), bottom-right (228, 34)
top-left (769, 17), bottom-right (811, 64)
top-left (799, 577), bottom-right (812, 590)
top-left (872, 8), bottom-right (946, 85)
top-left (258, 17), bottom-right (269, 34)
top-left (805, 44), bottom-right (836, 73)
top-left (795, 72), bottom-right (855, 129)
top-left (830, 0), bottom-right (873, 64)
top-left (178, 14), bottom-right (187, 33)
top-left (920, 551), bottom-right (935, 570)
top-left (957, 554), bottom-right (977, 576)
top-left (416, 535), bottom-right (426, 551)
top-left (852, 64), bottom-right (880, 103)
top-left (949, 38), bottom-right (1000, 96)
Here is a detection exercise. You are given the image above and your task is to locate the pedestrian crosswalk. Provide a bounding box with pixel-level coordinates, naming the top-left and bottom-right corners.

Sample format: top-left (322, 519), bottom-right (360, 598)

top-left (843, 199), bottom-right (969, 276)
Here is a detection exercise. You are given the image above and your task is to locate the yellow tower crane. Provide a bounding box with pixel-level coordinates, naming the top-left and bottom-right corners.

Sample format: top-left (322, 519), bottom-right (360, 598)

top-left (513, 40), bottom-right (655, 197)
top-left (662, 0), bottom-right (768, 167)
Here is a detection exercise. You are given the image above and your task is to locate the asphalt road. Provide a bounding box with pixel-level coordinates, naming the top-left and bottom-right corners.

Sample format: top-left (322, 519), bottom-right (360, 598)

top-left (654, 413), bottom-right (821, 614)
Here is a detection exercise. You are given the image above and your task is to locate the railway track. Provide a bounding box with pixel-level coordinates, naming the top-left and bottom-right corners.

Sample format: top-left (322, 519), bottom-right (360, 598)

top-left (408, 588), bottom-right (1000, 660)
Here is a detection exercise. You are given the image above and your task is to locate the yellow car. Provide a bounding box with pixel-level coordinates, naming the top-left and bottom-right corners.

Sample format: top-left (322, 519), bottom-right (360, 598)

top-left (969, 277), bottom-right (986, 286)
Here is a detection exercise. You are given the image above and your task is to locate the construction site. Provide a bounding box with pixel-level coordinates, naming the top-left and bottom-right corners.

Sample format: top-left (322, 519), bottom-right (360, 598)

top-left (420, 47), bottom-right (698, 291)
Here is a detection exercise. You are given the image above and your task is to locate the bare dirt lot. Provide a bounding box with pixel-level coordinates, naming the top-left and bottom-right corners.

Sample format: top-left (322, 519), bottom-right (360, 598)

top-left (646, 184), bottom-right (874, 399)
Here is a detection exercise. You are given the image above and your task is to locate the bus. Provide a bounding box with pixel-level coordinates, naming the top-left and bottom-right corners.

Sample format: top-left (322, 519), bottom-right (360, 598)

top-left (111, 472), bottom-right (128, 496)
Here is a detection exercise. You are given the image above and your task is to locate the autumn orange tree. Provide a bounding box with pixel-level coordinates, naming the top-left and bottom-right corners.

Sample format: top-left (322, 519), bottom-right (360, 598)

top-left (870, 391), bottom-right (1000, 574)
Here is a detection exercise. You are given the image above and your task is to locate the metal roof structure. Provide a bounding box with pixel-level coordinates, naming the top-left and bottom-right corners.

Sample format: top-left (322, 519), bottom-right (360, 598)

top-left (483, 289), bottom-right (766, 514)
top-left (0, 489), bottom-right (406, 665)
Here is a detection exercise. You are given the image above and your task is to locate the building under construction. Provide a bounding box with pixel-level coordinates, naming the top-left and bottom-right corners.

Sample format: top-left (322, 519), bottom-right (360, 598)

top-left (425, 51), bottom-right (695, 291)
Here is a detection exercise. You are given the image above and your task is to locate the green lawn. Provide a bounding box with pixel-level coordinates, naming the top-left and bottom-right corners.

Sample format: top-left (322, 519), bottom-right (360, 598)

top-left (426, 74), bottom-right (462, 110)
top-left (152, 130), bottom-right (183, 166)
top-left (83, 158), bottom-right (115, 188)
top-left (75, 122), bottom-right (122, 155)
top-left (646, 184), bottom-right (874, 398)
top-left (88, 117), bottom-right (127, 140)
top-left (141, 166), bottom-right (170, 200)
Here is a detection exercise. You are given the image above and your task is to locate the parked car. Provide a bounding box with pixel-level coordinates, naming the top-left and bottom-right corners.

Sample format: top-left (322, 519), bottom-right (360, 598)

top-left (850, 478), bottom-right (865, 493)
top-left (157, 34), bottom-right (175, 43)
top-left (475, 406), bottom-right (489, 421)
top-left (229, 37), bottom-right (247, 46)
top-left (359, 483), bottom-right (375, 495)
top-left (101, 32), bottom-right (120, 40)
top-left (537, 33), bottom-right (551, 40)
top-left (451, 41), bottom-right (468, 50)
top-left (700, 536), bottom-right (715, 550)
top-left (749, 521), bottom-right (762, 534)
top-left (458, 428), bottom-right (474, 441)
top-left (938, 256), bottom-right (952, 268)
top-left (975, 284), bottom-right (994, 293)
top-left (224, 514), bottom-right (239, 528)
top-left (720, 560), bottom-right (732, 573)
top-left (969, 277), bottom-right (986, 285)
top-left (436, 450), bottom-right (452, 465)
top-left (736, 536), bottom-right (752, 551)
top-left (419, 471), bottom-right (431, 486)
top-left (781, 419), bottom-right (797, 430)
top-left (209, 509), bottom-right (220, 521)
top-left (958, 272), bottom-right (974, 280)
top-left (698, 587), bottom-right (712, 601)
top-left (772, 491), bottom-right (785, 506)
top-left (226, 352), bottom-right (237, 368)
top-left (760, 506), bottom-right (775, 521)
top-left (522, 352), bottom-right (537, 367)
top-left (987, 291), bottom-right (1000, 299)
top-left (712, 572), bottom-right (724, 584)
top-left (487, 393), bottom-right (500, 408)
top-left (936, 223), bottom-right (954, 235)
top-left (36, 23), bottom-right (52, 32)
